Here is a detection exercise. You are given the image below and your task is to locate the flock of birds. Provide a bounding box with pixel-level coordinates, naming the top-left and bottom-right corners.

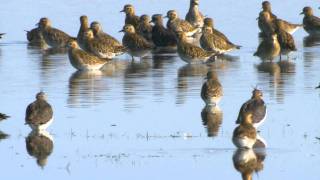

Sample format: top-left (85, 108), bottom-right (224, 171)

top-left (0, 0), bottom-right (320, 174)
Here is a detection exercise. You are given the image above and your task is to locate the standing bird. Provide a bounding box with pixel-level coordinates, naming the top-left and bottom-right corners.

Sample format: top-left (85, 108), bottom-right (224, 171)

top-left (236, 89), bottom-right (267, 129)
top-left (201, 71), bottom-right (223, 105)
top-left (300, 7), bottom-right (320, 35)
top-left (258, 1), bottom-right (277, 35)
top-left (0, 113), bottom-right (9, 120)
top-left (137, 14), bottom-right (153, 42)
top-left (150, 14), bottom-right (177, 49)
top-left (25, 27), bottom-right (44, 45)
top-left (275, 20), bottom-right (297, 59)
top-left (67, 40), bottom-right (109, 71)
top-left (120, 4), bottom-right (140, 29)
top-left (185, 0), bottom-right (205, 27)
top-left (258, 1), bottom-right (301, 35)
top-left (200, 26), bottom-right (240, 54)
top-left (77, 15), bottom-right (90, 50)
top-left (203, 18), bottom-right (232, 44)
top-left (166, 10), bottom-right (200, 37)
top-left (38, 17), bottom-right (74, 48)
top-left (232, 112), bottom-right (257, 149)
top-left (254, 33), bottom-right (280, 61)
top-left (83, 30), bottom-right (125, 59)
top-left (121, 24), bottom-right (154, 60)
top-left (25, 92), bottom-right (53, 131)
top-left (176, 32), bottom-right (215, 63)
top-left (90, 21), bottom-right (121, 46)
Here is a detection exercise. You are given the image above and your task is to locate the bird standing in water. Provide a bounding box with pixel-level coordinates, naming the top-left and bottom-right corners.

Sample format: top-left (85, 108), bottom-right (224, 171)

top-left (201, 71), bottom-right (223, 106)
top-left (233, 112), bottom-right (257, 149)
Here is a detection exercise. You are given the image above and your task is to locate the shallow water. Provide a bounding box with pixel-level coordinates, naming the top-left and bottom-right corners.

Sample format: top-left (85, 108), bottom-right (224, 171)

top-left (0, 0), bottom-right (320, 179)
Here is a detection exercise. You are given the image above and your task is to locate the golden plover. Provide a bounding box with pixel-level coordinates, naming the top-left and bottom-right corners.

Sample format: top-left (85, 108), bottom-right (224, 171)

top-left (38, 17), bottom-right (74, 48)
top-left (25, 92), bottom-right (53, 132)
top-left (67, 40), bottom-right (109, 71)
top-left (236, 89), bottom-right (267, 128)
top-left (176, 31), bottom-right (215, 63)
top-left (300, 7), bottom-right (320, 35)
top-left (83, 30), bottom-right (126, 59)
top-left (201, 71), bottom-right (223, 105)
top-left (166, 10), bottom-right (200, 36)
top-left (121, 24), bottom-right (154, 60)
top-left (185, 0), bottom-right (205, 27)
top-left (121, 4), bottom-right (140, 29)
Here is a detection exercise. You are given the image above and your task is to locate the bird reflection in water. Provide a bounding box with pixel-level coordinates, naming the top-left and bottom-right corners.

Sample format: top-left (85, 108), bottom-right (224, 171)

top-left (176, 63), bottom-right (208, 104)
top-left (201, 105), bottom-right (223, 137)
top-left (123, 59), bottom-right (151, 110)
top-left (303, 35), bottom-right (320, 47)
top-left (26, 130), bottom-right (54, 168)
top-left (233, 135), bottom-right (267, 180)
top-left (0, 130), bottom-right (9, 141)
top-left (256, 60), bottom-right (295, 103)
top-left (151, 53), bottom-right (176, 70)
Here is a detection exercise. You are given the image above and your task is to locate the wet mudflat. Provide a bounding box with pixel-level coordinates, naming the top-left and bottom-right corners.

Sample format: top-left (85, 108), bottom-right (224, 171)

top-left (0, 0), bottom-right (320, 179)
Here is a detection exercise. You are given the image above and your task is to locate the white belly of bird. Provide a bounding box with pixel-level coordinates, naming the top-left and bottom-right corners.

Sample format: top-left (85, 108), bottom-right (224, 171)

top-left (233, 136), bottom-right (256, 149)
top-left (29, 117), bottom-right (53, 131)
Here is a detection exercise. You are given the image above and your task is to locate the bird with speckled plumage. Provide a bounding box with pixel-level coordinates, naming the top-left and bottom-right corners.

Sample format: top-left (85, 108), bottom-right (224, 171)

top-left (201, 71), bottom-right (223, 106)
top-left (121, 4), bottom-right (140, 29)
top-left (67, 40), bottom-right (109, 71)
top-left (83, 30), bottom-right (126, 59)
top-left (38, 17), bottom-right (74, 48)
top-left (121, 24), bottom-right (154, 60)
top-left (25, 92), bottom-right (53, 132)
top-left (236, 89), bottom-right (267, 129)
top-left (77, 15), bottom-right (90, 50)
top-left (176, 31), bottom-right (215, 63)
top-left (233, 112), bottom-right (257, 149)
top-left (185, 0), bottom-right (204, 27)
top-left (151, 14), bottom-right (177, 50)
top-left (300, 7), bottom-right (320, 35)
top-left (137, 14), bottom-right (153, 43)
top-left (90, 21), bottom-right (121, 47)
top-left (166, 10), bottom-right (200, 37)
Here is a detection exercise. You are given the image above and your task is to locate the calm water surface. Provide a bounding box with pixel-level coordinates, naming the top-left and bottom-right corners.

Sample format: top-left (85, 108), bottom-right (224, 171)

top-left (0, 0), bottom-right (320, 179)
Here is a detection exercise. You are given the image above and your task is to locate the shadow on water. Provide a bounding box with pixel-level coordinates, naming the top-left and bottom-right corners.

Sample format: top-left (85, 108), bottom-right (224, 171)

top-left (151, 53), bottom-right (176, 69)
top-left (201, 105), bottom-right (223, 138)
top-left (256, 60), bottom-right (296, 104)
top-left (303, 35), bottom-right (320, 48)
top-left (26, 130), bottom-right (54, 168)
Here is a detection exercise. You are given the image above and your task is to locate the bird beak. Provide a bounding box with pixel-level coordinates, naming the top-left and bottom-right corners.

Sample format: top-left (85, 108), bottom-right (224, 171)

top-left (299, 12), bottom-right (304, 15)
top-left (120, 9), bottom-right (125, 13)
top-left (119, 30), bottom-right (124, 33)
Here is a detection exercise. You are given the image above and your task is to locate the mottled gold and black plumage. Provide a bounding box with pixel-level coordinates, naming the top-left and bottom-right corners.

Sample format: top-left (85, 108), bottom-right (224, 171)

top-left (121, 4), bottom-right (140, 29)
top-left (275, 20), bottom-right (297, 57)
top-left (67, 40), bottom-right (109, 71)
top-left (201, 71), bottom-right (223, 105)
top-left (121, 24), bottom-right (154, 60)
top-left (300, 7), bottom-right (320, 35)
top-left (185, 0), bottom-right (204, 27)
top-left (151, 14), bottom-right (177, 48)
top-left (83, 30), bottom-right (125, 59)
top-left (176, 32), bottom-right (215, 63)
top-left (233, 112), bottom-right (257, 149)
top-left (258, 1), bottom-right (277, 36)
top-left (166, 10), bottom-right (200, 36)
top-left (137, 14), bottom-right (153, 42)
top-left (200, 26), bottom-right (240, 54)
top-left (38, 17), bottom-right (74, 48)
top-left (25, 92), bottom-right (53, 131)
top-left (90, 21), bottom-right (121, 46)
top-left (77, 15), bottom-right (89, 50)
top-left (26, 27), bottom-right (44, 44)
top-left (236, 89), bottom-right (267, 128)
